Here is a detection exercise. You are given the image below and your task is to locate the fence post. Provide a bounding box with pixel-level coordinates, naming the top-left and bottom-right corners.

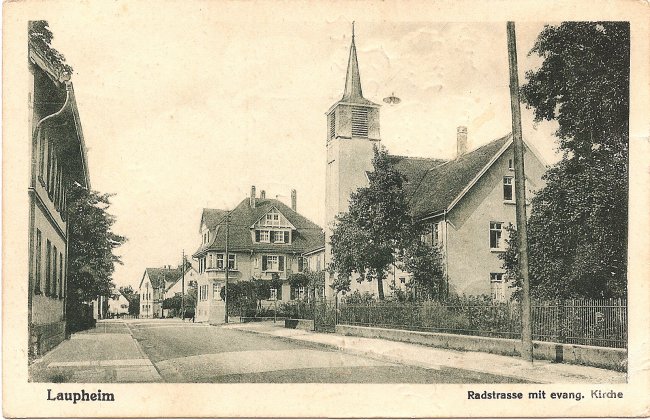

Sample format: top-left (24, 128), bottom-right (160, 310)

top-left (557, 299), bottom-right (565, 344)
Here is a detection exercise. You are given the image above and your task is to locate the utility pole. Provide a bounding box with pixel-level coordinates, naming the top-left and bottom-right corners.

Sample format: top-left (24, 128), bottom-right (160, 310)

top-left (181, 249), bottom-right (185, 318)
top-left (224, 211), bottom-right (230, 324)
top-left (507, 21), bottom-right (533, 363)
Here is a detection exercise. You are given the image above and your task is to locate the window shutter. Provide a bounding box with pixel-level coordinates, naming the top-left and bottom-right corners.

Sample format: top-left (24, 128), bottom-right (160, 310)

top-left (278, 256), bottom-right (285, 271)
top-left (298, 257), bottom-right (304, 272)
top-left (269, 232), bottom-right (275, 243)
top-left (262, 256), bottom-right (268, 271)
top-left (255, 230), bottom-right (260, 242)
top-left (277, 286), bottom-right (282, 300)
top-left (290, 287), bottom-right (295, 300)
top-left (284, 231), bottom-right (290, 244)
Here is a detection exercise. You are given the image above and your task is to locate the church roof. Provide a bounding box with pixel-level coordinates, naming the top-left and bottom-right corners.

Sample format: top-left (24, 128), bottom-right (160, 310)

top-left (193, 198), bottom-right (325, 257)
top-left (390, 134), bottom-right (513, 219)
top-left (333, 29), bottom-right (378, 109)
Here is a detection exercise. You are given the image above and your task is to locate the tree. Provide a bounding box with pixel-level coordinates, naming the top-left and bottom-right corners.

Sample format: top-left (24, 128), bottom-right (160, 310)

top-left (329, 146), bottom-right (418, 300)
top-left (119, 285), bottom-right (139, 316)
top-left (400, 238), bottom-right (445, 300)
top-left (508, 22), bottom-right (629, 299)
top-left (66, 183), bottom-right (127, 319)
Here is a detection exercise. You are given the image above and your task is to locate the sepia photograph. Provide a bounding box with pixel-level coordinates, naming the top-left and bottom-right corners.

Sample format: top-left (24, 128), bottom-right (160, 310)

top-left (3, 0), bottom-right (649, 417)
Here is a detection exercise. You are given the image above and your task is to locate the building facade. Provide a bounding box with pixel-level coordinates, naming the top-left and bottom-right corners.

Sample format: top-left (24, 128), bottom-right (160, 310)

top-left (28, 33), bottom-right (91, 356)
top-left (324, 30), bottom-right (546, 301)
top-left (193, 188), bottom-right (325, 323)
top-left (138, 266), bottom-right (186, 318)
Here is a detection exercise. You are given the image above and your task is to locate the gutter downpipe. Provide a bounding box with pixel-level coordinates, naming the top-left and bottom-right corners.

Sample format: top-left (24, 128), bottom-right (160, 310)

top-left (29, 81), bottom-right (72, 346)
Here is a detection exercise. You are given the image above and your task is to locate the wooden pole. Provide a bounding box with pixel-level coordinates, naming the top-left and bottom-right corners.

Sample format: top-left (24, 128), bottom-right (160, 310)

top-left (507, 21), bottom-right (534, 363)
top-left (181, 249), bottom-right (185, 318)
top-left (224, 211), bottom-right (230, 324)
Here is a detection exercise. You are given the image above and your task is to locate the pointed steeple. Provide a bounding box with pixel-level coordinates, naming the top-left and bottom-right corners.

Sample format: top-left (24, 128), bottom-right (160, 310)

top-left (342, 22), bottom-right (364, 102)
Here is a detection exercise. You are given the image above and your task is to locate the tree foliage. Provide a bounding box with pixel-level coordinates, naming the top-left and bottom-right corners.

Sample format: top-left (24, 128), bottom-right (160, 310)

top-left (330, 145), bottom-right (422, 300)
top-left (400, 238), bottom-right (445, 300)
top-left (67, 183), bottom-right (127, 309)
top-left (508, 22), bottom-right (629, 299)
top-left (28, 21), bottom-right (73, 75)
top-left (119, 285), bottom-right (139, 316)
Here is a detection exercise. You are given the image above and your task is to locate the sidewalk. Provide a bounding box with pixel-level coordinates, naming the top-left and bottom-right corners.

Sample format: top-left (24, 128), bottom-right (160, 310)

top-left (29, 320), bottom-right (162, 383)
top-left (223, 321), bottom-right (627, 384)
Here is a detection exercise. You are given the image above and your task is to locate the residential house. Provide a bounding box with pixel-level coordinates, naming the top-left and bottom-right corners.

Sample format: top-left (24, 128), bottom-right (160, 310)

top-left (324, 29), bottom-right (546, 302)
top-left (162, 263), bottom-right (199, 317)
top-left (193, 188), bottom-right (325, 323)
top-left (108, 292), bottom-right (130, 317)
top-left (28, 28), bottom-right (91, 356)
top-left (138, 266), bottom-right (184, 318)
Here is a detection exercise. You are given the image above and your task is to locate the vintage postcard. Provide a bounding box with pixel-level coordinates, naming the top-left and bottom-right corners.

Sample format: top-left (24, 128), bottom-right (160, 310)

top-left (3, 0), bottom-right (649, 417)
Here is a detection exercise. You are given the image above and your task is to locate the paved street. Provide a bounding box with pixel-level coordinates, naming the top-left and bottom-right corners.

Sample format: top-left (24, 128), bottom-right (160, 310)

top-left (30, 318), bottom-right (625, 384)
top-left (128, 319), bottom-right (524, 383)
top-left (30, 319), bottom-right (527, 383)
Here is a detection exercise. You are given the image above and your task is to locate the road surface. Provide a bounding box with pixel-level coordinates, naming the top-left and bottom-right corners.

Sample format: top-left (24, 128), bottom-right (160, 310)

top-left (128, 319), bottom-right (525, 383)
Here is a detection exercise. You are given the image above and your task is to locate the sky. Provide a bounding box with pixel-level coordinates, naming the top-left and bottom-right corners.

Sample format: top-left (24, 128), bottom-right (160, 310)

top-left (45, 5), bottom-right (560, 289)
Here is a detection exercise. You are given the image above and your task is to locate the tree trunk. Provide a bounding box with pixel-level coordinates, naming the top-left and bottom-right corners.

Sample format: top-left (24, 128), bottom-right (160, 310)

top-left (377, 278), bottom-right (385, 300)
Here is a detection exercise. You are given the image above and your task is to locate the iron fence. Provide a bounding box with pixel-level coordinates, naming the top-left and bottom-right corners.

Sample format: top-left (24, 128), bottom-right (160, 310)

top-left (337, 298), bottom-right (627, 348)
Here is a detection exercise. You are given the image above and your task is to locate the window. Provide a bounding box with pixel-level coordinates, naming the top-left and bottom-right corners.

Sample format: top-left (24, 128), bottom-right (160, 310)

top-left (270, 288), bottom-right (278, 301)
top-left (228, 254), bottom-right (236, 270)
top-left (291, 286), bottom-right (305, 300)
top-left (59, 252), bottom-right (65, 298)
top-left (215, 254), bottom-right (224, 269)
top-left (38, 134), bottom-right (46, 180)
top-left (490, 273), bottom-right (505, 302)
top-left (400, 277), bottom-right (406, 285)
top-left (490, 222), bottom-right (504, 250)
top-left (45, 240), bottom-right (52, 296)
top-left (258, 230), bottom-right (270, 243)
top-left (34, 229), bottom-right (42, 294)
top-left (508, 158), bottom-right (514, 170)
top-left (503, 177), bottom-right (514, 202)
top-left (52, 245), bottom-right (58, 298)
top-left (351, 107), bottom-right (369, 137)
top-left (262, 255), bottom-right (285, 272)
top-left (297, 257), bottom-right (305, 272)
top-left (273, 230), bottom-right (285, 243)
top-left (213, 283), bottom-right (220, 300)
top-left (265, 210), bottom-right (280, 227)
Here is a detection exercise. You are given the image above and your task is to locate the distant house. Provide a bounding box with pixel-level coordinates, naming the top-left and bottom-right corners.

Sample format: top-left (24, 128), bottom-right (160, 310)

top-left (138, 266), bottom-right (184, 318)
top-left (324, 29), bottom-right (547, 302)
top-left (108, 292), bottom-right (130, 317)
top-left (28, 25), bottom-right (91, 356)
top-left (161, 264), bottom-right (199, 317)
top-left (192, 188), bottom-right (325, 323)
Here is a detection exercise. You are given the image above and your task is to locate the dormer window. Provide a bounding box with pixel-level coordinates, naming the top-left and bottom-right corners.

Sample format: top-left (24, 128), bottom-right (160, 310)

top-left (265, 210), bottom-right (280, 227)
top-left (258, 230), bottom-right (270, 243)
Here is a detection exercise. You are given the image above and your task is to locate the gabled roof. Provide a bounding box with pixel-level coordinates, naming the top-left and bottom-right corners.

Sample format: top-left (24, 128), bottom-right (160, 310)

top-left (193, 198), bottom-right (324, 257)
top-left (200, 208), bottom-right (228, 231)
top-left (140, 267), bottom-right (184, 290)
top-left (164, 266), bottom-right (198, 293)
top-left (391, 134), bottom-right (512, 219)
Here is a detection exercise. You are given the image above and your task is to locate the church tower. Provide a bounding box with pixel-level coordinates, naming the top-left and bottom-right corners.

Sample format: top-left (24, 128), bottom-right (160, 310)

top-left (324, 25), bottom-right (380, 299)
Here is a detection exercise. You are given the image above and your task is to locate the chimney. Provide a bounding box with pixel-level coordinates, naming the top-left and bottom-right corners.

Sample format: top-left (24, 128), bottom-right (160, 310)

top-left (291, 189), bottom-right (297, 211)
top-left (457, 126), bottom-right (468, 158)
top-left (260, 190), bottom-right (266, 199)
top-left (250, 185), bottom-right (256, 208)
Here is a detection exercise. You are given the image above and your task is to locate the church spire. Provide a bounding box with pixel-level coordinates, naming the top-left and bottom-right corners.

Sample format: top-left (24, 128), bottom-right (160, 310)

top-left (342, 21), bottom-right (365, 102)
